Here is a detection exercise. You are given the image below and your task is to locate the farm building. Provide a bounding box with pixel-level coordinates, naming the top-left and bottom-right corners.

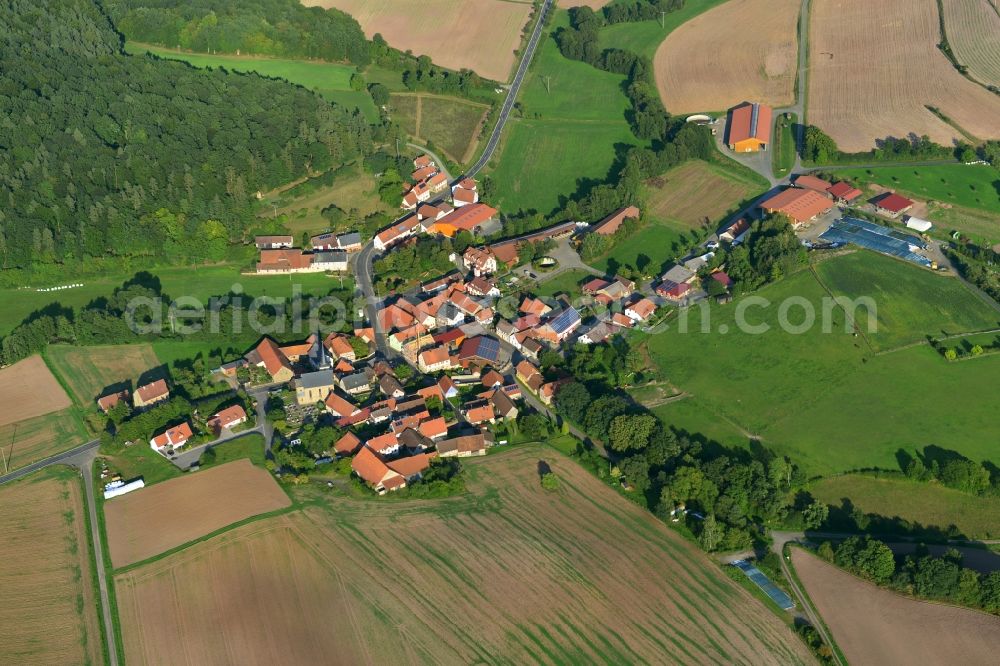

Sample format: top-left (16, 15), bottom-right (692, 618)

top-left (727, 102), bottom-right (772, 152)
top-left (430, 203), bottom-right (499, 237)
top-left (254, 235), bottom-right (293, 249)
top-left (759, 188), bottom-right (834, 225)
top-left (245, 338), bottom-right (295, 384)
top-left (873, 192), bottom-right (914, 218)
top-left (827, 181), bottom-right (863, 203)
top-left (592, 206), bottom-right (640, 235)
top-left (793, 175), bottom-right (832, 192)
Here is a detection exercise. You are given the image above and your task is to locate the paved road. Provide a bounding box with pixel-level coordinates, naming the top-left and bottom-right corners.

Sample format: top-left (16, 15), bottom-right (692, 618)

top-left (466, 0), bottom-right (552, 178)
top-left (74, 452), bottom-right (120, 666)
top-left (0, 438), bottom-right (99, 485)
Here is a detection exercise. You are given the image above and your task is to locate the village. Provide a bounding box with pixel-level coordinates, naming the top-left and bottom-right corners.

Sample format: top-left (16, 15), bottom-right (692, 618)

top-left (91, 132), bottom-right (950, 500)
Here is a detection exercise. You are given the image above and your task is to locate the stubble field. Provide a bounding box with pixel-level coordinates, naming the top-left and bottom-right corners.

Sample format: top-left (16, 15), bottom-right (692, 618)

top-left (116, 446), bottom-right (812, 665)
top-left (941, 0), bottom-right (1000, 88)
top-left (645, 159), bottom-right (765, 230)
top-left (0, 470), bottom-right (102, 665)
top-left (45, 343), bottom-right (161, 406)
top-left (105, 459), bottom-right (290, 568)
top-left (792, 549), bottom-right (1000, 664)
top-left (0, 410), bottom-right (89, 471)
top-left (654, 0), bottom-right (800, 113)
top-left (0, 355), bottom-right (71, 426)
top-left (389, 93), bottom-right (488, 163)
top-left (808, 0), bottom-right (1000, 151)
top-left (302, 0), bottom-right (533, 82)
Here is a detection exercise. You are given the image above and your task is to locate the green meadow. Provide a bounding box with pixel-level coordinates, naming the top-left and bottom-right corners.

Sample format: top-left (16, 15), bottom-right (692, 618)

top-left (808, 474), bottom-right (1000, 539)
top-left (126, 43), bottom-right (378, 121)
top-left (598, 0), bottom-right (730, 59)
top-left (0, 264), bottom-right (353, 336)
top-left (815, 251), bottom-right (999, 351)
top-left (832, 164), bottom-right (1000, 215)
top-left (635, 252), bottom-right (1000, 475)
top-left (490, 10), bottom-right (645, 215)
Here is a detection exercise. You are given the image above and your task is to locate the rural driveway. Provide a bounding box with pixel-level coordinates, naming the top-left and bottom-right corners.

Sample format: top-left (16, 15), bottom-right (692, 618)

top-left (169, 426), bottom-right (264, 470)
top-left (466, 0), bottom-right (552, 178)
top-left (408, 143), bottom-right (453, 183)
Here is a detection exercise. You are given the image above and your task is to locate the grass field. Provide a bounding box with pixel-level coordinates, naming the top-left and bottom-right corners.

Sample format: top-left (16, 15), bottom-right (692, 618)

top-left (792, 549), bottom-right (1000, 664)
top-left (831, 163), bottom-right (1000, 217)
top-left (106, 459), bottom-right (289, 568)
top-left (0, 355), bottom-right (72, 426)
top-left (99, 444), bottom-right (182, 489)
top-left (492, 119), bottom-right (642, 215)
top-left (0, 468), bottom-right (103, 665)
top-left (809, 474), bottom-right (1000, 539)
top-left (490, 9), bottom-right (644, 214)
top-left (0, 409), bottom-right (89, 472)
top-left (645, 159), bottom-right (766, 231)
top-left (45, 344), bottom-right (161, 406)
top-left (654, 0), bottom-right (800, 113)
top-left (199, 434), bottom-right (266, 470)
top-left (535, 269), bottom-right (594, 300)
top-left (594, 222), bottom-right (687, 277)
top-left (599, 0), bottom-right (729, 60)
top-left (389, 93), bottom-right (487, 163)
top-left (815, 250), bottom-right (999, 350)
top-left (0, 264), bottom-right (350, 336)
top-left (773, 113), bottom-right (798, 176)
top-left (635, 254), bottom-right (1000, 475)
top-left (116, 446), bottom-right (812, 664)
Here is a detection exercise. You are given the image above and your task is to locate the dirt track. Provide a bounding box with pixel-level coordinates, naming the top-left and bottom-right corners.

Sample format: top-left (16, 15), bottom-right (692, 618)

top-left (0, 355), bottom-right (71, 426)
top-left (792, 549), bottom-right (1000, 664)
top-left (104, 459), bottom-right (290, 567)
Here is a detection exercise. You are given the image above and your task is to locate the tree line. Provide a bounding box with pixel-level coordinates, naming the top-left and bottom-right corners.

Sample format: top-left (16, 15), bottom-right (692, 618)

top-left (818, 537), bottom-right (1000, 615)
top-left (106, 0), bottom-right (371, 65)
top-left (0, 274), bottom-right (354, 366)
top-left (550, 340), bottom-right (804, 553)
top-left (1, 0), bottom-right (372, 282)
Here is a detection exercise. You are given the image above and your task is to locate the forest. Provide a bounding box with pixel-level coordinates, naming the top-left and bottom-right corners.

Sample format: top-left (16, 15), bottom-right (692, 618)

top-left (0, 0), bottom-right (372, 280)
top-left (105, 0), bottom-right (371, 65)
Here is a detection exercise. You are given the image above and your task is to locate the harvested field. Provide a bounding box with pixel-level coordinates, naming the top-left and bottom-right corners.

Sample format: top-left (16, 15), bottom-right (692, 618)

top-left (45, 343), bottom-right (160, 406)
top-left (105, 459), bottom-right (290, 568)
top-left (557, 0), bottom-right (608, 7)
top-left (116, 446), bottom-right (812, 665)
top-left (389, 93), bottom-right (488, 163)
top-left (808, 0), bottom-right (1000, 151)
top-left (0, 355), bottom-right (71, 426)
top-left (645, 159), bottom-right (764, 230)
top-left (0, 409), bottom-right (89, 471)
top-left (792, 549), bottom-right (1000, 664)
top-left (0, 470), bottom-right (102, 665)
top-left (654, 0), bottom-right (800, 113)
top-left (302, 0), bottom-right (533, 82)
top-left (942, 0), bottom-right (1000, 87)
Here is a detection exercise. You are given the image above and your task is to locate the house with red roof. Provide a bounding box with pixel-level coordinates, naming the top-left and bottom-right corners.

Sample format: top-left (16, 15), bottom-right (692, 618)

top-left (366, 432), bottom-right (401, 457)
top-left (727, 102), bottom-right (772, 152)
top-left (133, 379), bottom-right (169, 409)
top-left (417, 346), bottom-right (454, 373)
top-left (624, 297), bottom-right (657, 323)
top-left (334, 431), bottom-right (363, 456)
top-left (418, 416), bottom-right (448, 440)
top-left (97, 390), bottom-right (130, 414)
top-left (256, 249), bottom-right (314, 274)
top-left (245, 338), bottom-right (295, 384)
top-left (431, 203), bottom-right (498, 238)
top-left (793, 175), bottom-right (832, 193)
top-left (207, 405), bottom-right (247, 435)
top-left (149, 421), bottom-right (193, 452)
top-left (463, 401), bottom-right (496, 425)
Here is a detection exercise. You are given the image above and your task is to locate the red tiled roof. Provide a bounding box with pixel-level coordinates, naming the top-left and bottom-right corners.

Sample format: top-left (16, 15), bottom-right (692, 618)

top-left (793, 175), bottom-right (832, 192)
top-left (253, 338), bottom-right (293, 378)
top-left (419, 346), bottom-right (451, 367)
top-left (386, 452), bottom-right (435, 478)
top-left (135, 379), bottom-right (169, 403)
top-left (210, 404), bottom-right (247, 429)
top-left (874, 192), bottom-right (914, 213)
top-left (352, 446), bottom-right (394, 486)
top-left (257, 249), bottom-right (311, 272)
top-left (418, 417), bottom-right (448, 439)
top-left (593, 206), bottom-right (640, 235)
top-left (97, 390), bottom-right (128, 412)
top-left (325, 391), bottom-right (358, 418)
top-left (150, 421), bottom-right (193, 449)
top-left (434, 203), bottom-right (498, 235)
top-left (760, 188), bottom-right (833, 224)
top-left (728, 102), bottom-right (772, 144)
top-left (334, 432), bottom-right (362, 456)
top-left (366, 432), bottom-right (399, 454)
top-left (827, 182), bottom-right (863, 201)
